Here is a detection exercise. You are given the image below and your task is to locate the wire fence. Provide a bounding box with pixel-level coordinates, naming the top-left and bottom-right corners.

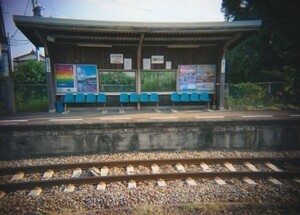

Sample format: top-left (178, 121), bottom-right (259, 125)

top-left (0, 82), bottom-right (293, 111)
top-left (225, 82), bottom-right (287, 110)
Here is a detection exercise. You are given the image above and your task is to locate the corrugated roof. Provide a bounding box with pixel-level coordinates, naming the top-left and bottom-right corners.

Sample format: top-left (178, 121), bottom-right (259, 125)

top-left (13, 15), bottom-right (261, 49)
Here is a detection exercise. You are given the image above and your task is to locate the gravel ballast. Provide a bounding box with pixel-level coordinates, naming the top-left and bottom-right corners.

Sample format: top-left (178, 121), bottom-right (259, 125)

top-left (0, 150), bottom-right (299, 214)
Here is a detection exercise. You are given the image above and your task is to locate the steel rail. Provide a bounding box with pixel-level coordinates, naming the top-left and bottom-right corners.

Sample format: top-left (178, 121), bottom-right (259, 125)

top-left (0, 171), bottom-right (299, 192)
top-left (0, 157), bottom-right (299, 176)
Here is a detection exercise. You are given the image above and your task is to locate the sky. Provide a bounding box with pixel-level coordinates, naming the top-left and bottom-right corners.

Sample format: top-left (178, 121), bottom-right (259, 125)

top-left (1, 0), bottom-right (224, 58)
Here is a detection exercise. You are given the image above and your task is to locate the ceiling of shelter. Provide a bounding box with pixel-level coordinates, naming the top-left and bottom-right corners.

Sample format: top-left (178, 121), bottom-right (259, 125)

top-left (14, 15), bottom-right (261, 49)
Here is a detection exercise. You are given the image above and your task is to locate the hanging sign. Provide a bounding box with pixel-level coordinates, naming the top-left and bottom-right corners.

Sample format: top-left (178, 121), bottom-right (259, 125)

top-left (151, 55), bottom-right (164, 64)
top-left (124, 58), bottom-right (132, 70)
top-left (110, 54), bottom-right (123, 64)
top-left (1, 53), bottom-right (9, 77)
top-left (166, 61), bottom-right (172, 69)
top-left (45, 57), bottom-right (51, 73)
top-left (143, 58), bottom-right (151, 69)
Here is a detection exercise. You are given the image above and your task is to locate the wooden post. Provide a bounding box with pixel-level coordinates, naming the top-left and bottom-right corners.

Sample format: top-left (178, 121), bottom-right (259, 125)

top-left (34, 29), bottom-right (56, 112)
top-left (136, 33), bottom-right (144, 110)
top-left (219, 33), bottom-right (242, 111)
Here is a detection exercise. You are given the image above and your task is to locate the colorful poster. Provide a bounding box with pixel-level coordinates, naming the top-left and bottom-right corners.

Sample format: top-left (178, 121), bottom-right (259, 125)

top-left (196, 65), bottom-right (216, 92)
top-left (178, 65), bottom-right (216, 93)
top-left (179, 65), bottom-right (197, 91)
top-left (76, 64), bottom-right (97, 92)
top-left (55, 64), bottom-right (77, 93)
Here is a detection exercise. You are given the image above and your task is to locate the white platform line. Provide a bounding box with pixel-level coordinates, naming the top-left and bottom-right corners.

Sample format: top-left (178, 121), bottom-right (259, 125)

top-left (242, 115), bottom-right (273, 118)
top-left (0, 119), bottom-right (28, 123)
top-left (290, 115), bottom-right (300, 117)
top-left (49, 118), bottom-right (83, 122)
top-left (100, 117), bottom-right (132, 120)
top-left (150, 117), bottom-right (178, 120)
top-left (195, 116), bottom-right (224, 119)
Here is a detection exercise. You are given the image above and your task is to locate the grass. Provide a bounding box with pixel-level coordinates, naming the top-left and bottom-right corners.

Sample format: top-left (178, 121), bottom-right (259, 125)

top-left (15, 97), bottom-right (48, 112)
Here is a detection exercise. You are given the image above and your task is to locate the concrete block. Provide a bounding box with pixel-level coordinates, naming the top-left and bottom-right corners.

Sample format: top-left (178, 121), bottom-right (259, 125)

top-left (101, 166), bottom-right (109, 176)
top-left (11, 172), bottom-right (24, 182)
top-left (243, 177), bottom-right (256, 185)
top-left (28, 187), bottom-right (42, 197)
top-left (42, 170), bottom-right (54, 180)
top-left (72, 168), bottom-right (82, 178)
top-left (185, 178), bottom-right (197, 186)
top-left (96, 182), bottom-right (106, 191)
top-left (127, 165), bottom-right (134, 175)
top-left (244, 162), bottom-right (259, 172)
top-left (224, 162), bottom-right (237, 172)
top-left (64, 184), bottom-right (75, 193)
top-left (157, 179), bottom-right (167, 187)
top-left (265, 162), bottom-right (282, 172)
top-left (294, 178), bottom-right (300, 184)
top-left (0, 191), bottom-right (5, 199)
top-left (200, 162), bottom-right (211, 172)
top-left (151, 164), bottom-right (160, 174)
top-left (90, 167), bottom-right (101, 176)
top-left (268, 177), bottom-right (282, 185)
top-left (128, 180), bottom-right (136, 189)
top-left (175, 163), bottom-right (185, 173)
top-left (214, 177), bottom-right (226, 185)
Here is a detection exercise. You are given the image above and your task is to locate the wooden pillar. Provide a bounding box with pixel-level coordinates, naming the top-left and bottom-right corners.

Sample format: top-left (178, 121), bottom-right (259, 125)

top-left (34, 30), bottom-right (55, 112)
top-left (219, 33), bottom-right (242, 111)
top-left (219, 56), bottom-right (226, 111)
top-left (136, 33), bottom-right (144, 110)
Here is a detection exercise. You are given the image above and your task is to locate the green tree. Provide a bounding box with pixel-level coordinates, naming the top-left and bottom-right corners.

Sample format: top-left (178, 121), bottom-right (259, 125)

top-left (222, 0), bottom-right (300, 101)
top-left (13, 60), bottom-right (46, 84)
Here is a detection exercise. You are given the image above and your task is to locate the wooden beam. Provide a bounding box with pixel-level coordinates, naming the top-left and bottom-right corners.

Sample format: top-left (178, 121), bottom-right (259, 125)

top-left (136, 33), bottom-right (145, 110)
top-left (222, 33), bottom-right (242, 56)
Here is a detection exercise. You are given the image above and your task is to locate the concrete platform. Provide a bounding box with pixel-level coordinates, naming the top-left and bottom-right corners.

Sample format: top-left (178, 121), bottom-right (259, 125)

top-left (0, 109), bottom-right (299, 160)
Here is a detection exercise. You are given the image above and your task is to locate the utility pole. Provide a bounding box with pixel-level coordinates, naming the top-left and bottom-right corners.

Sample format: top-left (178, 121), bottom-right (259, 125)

top-left (0, 2), bottom-right (15, 115)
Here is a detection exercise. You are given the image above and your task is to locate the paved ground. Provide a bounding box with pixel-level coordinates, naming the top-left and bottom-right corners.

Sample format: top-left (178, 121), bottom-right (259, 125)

top-left (0, 108), bottom-right (300, 126)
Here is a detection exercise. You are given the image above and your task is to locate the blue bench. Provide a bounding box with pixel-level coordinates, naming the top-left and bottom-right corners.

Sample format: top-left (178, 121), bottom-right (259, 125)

top-left (63, 93), bottom-right (107, 112)
top-left (170, 92), bottom-right (211, 110)
top-left (119, 93), bottom-right (160, 112)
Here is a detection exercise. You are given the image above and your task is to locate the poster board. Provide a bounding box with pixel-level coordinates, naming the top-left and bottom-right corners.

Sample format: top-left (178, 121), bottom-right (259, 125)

top-left (55, 64), bottom-right (97, 94)
top-left (55, 64), bottom-right (77, 93)
top-left (76, 64), bottom-right (97, 93)
top-left (178, 65), bottom-right (216, 93)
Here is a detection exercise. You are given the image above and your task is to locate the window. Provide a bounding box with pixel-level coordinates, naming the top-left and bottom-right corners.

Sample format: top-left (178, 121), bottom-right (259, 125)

top-left (98, 70), bottom-right (136, 92)
top-left (141, 70), bottom-right (176, 92)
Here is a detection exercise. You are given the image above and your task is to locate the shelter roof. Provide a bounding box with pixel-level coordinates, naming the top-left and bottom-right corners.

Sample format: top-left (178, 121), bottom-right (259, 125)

top-left (14, 15), bottom-right (261, 49)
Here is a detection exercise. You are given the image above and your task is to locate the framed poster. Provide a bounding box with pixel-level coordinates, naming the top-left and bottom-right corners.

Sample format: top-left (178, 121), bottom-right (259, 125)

top-left (178, 64), bottom-right (216, 93)
top-left (76, 64), bottom-right (97, 92)
top-left (178, 65), bottom-right (197, 91)
top-left (55, 64), bottom-right (77, 93)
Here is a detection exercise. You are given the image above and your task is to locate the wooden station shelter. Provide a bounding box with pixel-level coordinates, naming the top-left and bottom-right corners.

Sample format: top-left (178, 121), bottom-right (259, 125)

top-left (14, 15), bottom-right (261, 112)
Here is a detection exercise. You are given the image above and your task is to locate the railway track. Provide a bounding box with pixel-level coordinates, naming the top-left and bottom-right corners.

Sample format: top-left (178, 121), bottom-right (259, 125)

top-left (0, 157), bottom-right (299, 195)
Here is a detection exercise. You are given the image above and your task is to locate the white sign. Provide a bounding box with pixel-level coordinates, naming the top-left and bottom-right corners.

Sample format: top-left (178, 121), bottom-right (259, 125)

top-left (124, 58), bottom-right (132, 70)
top-left (151, 55), bottom-right (164, 64)
top-left (2, 53), bottom-right (9, 77)
top-left (110, 54), bottom-right (123, 64)
top-left (166, 61), bottom-right (172, 69)
top-left (45, 57), bottom-right (51, 73)
top-left (221, 57), bottom-right (226, 73)
top-left (143, 58), bottom-right (151, 69)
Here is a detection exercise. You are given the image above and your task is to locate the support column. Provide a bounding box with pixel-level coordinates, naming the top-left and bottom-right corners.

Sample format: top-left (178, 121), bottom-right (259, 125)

top-left (34, 30), bottom-right (55, 112)
top-left (136, 33), bottom-right (144, 110)
top-left (219, 56), bottom-right (226, 111)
